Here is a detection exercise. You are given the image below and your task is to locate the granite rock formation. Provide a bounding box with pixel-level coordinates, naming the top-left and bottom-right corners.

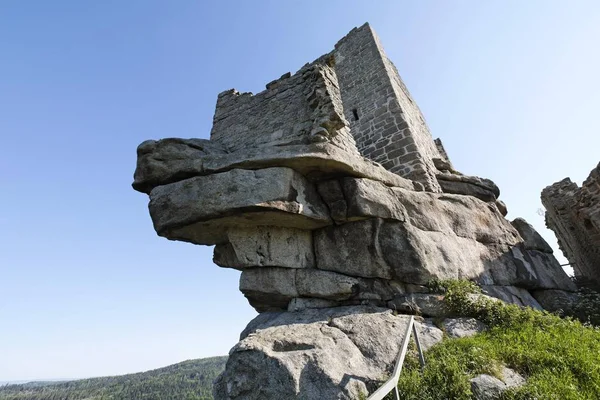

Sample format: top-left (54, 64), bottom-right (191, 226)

top-left (542, 162), bottom-right (600, 287)
top-left (133, 23), bottom-right (575, 399)
top-left (213, 306), bottom-right (442, 400)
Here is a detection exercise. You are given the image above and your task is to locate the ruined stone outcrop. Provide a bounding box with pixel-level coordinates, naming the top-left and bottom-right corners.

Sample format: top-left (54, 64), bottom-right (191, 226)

top-left (132, 23), bottom-right (576, 400)
top-left (542, 162), bottom-right (600, 286)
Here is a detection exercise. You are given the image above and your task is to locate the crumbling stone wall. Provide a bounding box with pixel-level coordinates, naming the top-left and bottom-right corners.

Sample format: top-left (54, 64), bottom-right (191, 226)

top-left (542, 162), bottom-right (600, 285)
top-left (332, 25), bottom-right (441, 191)
top-left (210, 23), bottom-right (443, 192)
top-left (211, 64), bottom-right (357, 156)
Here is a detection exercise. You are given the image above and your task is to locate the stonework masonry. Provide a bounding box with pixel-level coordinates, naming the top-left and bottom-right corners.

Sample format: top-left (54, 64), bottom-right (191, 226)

top-left (542, 162), bottom-right (600, 285)
top-left (210, 23), bottom-right (443, 192)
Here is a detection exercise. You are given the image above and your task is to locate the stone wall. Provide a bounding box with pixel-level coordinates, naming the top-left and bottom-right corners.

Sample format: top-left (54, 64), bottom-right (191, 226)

top-left (211, 63), bottom-right (358, 156)
top-left (210, 23), bottom-right (443, 192)
top-left (542, 162), bottom-right (600, 284)
top-left (332, 25), bottom-right (440, 191)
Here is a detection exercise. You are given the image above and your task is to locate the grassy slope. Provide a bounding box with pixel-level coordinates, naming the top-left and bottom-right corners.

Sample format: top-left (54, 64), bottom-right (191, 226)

top-left (396, 280), bottom-right (600, 400)
top-left (0, 356), bottom-right (227, 400)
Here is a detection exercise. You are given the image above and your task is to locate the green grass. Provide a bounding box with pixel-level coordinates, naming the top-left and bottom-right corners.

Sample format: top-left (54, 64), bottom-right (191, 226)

top-left (395, 280), bottom-right (600, 400)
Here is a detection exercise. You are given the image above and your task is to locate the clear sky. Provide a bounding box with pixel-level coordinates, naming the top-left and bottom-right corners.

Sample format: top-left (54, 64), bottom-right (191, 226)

top-left (1, 1), bottom-right (599, 382)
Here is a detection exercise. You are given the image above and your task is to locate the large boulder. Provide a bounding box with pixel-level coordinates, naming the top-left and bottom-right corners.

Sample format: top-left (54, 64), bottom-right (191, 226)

top-left (132, 138), bottom-right (227, 194)
top-left (213, 227), bottom-right (314, 270)
top-left (470, 368), bottom-right (525, 400)
top-left (148, 168), bottom-right (331, 245)
top-left (442, 317), bottom-right (487, 338)
top-left (511, 218), bottom-right (554, 253)
top-left (481, 285), bottom-right (542, 310)
top-left (214, 306), bottom-right (442, 400)
top-left (436, 172), bottom-right (500, 202)
top-left (239, 267), bottom-right (410, 312)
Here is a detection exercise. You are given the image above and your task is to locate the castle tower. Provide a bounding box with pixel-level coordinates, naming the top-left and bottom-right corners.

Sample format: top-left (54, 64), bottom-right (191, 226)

top-left (332, 23), bottom-right (442, 191)
top-left (210, 23), bottom-right (443, 192)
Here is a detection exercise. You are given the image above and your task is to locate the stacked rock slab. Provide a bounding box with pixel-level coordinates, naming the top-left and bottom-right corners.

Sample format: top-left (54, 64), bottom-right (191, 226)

top-left (133, 23), bottom-right (575, 399)
top-left (542, 162), bottom-right (600, 287)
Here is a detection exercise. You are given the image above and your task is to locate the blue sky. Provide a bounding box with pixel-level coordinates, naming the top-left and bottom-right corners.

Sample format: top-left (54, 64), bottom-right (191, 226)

top-left (1, 1), bottom-right (599, 381)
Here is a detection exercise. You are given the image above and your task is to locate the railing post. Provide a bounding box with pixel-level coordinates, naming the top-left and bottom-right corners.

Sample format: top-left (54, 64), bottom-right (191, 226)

top-left (367, 316), bottom-right (415, 400)
top-left (412, 323), bottom-right (426, 371)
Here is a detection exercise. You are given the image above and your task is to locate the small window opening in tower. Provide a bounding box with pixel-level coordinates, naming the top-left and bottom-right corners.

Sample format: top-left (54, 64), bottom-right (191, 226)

top-left (584, 218), bottom-right (593, 230)
top-left (352, 108), bottom-right (359, 121)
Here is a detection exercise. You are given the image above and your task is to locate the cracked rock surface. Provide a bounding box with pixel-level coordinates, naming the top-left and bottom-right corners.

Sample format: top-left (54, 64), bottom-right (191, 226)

top-left (214, 306), bottom-right (442, 400)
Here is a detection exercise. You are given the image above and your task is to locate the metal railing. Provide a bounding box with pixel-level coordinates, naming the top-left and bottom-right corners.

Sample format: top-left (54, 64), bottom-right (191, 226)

top-left (367, 316), bottom-right (425, 400)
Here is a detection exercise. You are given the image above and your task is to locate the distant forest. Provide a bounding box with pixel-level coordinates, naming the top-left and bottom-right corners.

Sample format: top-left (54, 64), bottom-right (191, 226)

top-left (0, 356), bottom-right (227, 400)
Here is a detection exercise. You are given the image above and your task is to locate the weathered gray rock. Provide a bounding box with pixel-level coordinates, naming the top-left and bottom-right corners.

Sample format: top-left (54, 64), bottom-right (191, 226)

top-left (392, 188), bottom-right (518, 245)
top-left (132, 139), bottom-right (416, 196)
top-left (341, 178), bottom-right (406, 221)
top-left (481, 285), bottom-right (542, 310)
top-left (495, 200), bottom-right (508, 217)
top-left (213, 227), bottom-right (314, 270)
top-left (240, 266), bottom-right (415, 312)
top-left (470, 375), bottom-right (507, 400)
top-left (501, 367), bottom-right (526, 388)
top-left (214, 307), bottom-right (418, 400)
top-left (296, 269), bottom-right (358, 300)
top-left (470, 368), bottom-right (525, 400)
top-left (148, 168), bottom-right (330, 245)
top-left (442, 317), bottom-right (487, 338)
top-left (436, 173), bottom-right (500, 202)
top-left (315, 217), bottom-right (500, 285)
top-left (132, 138), bottom-right (227, 194)
top-left (287, 298), bottom-right (339, 312)
top-left (511, 218), bottom-right (554, 253)
top-left (201, 142), bottom-right (417, 189)
top-left (510, 246), bottom-right (577, 291)
top-left (129, 23), bottom-right (572, 400)
top-left (316, 180), bottom-right (347, 224)
top-left (414, 319), bottom-right (444, 351)
top-left (314, 219), bottom-right (395, 280)
top-left (240, 268), bottom-right (362, 312)
top-left (387, 294), bottom-right (449, 317)
top-left (239, 268), bottom-right (299, 311)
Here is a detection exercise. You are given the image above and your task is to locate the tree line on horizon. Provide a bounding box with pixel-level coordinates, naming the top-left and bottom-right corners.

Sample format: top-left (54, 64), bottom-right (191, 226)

top-left (0, 356), bottom-right (227, 400)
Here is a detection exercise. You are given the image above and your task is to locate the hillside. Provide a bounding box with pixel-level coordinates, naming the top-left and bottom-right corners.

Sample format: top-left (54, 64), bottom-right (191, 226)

top-left (0, 356), bottom-right (227, 400)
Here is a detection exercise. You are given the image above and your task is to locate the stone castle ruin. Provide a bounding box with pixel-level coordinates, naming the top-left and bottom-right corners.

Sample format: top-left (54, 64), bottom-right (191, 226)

top-left (133, 24), bottom-right (576, 399)
top-left (542, 163), bottom-right (600, 287)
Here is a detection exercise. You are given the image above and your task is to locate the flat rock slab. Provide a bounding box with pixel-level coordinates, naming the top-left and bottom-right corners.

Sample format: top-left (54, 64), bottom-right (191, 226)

top-left (148, 167), bottom-right (331, 245)
top-left (133, 140), bottom-right (415, 194)
top-left (132, 138), bottom-right (227, 194)
top-left (214, 306), bottom-right (436, 400)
